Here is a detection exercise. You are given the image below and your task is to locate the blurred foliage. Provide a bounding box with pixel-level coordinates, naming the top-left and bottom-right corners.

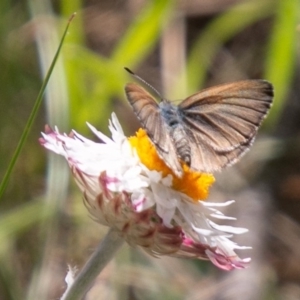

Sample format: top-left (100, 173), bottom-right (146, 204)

top-left (185, 0), bottom-right (274, 93)
top-left (0, 0), bottom-right (300, 299)
top-left (264, 0), bottom-right (299, 128)
top-left (63, 0), bottom-right (174, 131)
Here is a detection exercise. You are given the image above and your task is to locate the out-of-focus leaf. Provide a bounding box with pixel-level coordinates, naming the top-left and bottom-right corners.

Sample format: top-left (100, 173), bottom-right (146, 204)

top-left (264, 0), bottom-right (299, 128)
top-left (0, 200), bottom-right (51, 252)
top-left (112, 0), bottom-right (175, 66)
top-left (180, 0), bottom-right (274, 96)
top-left (64, 0), bottom-right (175, 131)
top-left (64, 46), bottom-right (123, 130)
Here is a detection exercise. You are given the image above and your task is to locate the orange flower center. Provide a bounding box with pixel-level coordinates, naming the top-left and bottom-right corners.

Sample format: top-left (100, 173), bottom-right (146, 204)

top-left (128, 128), bottom-right (215, 201)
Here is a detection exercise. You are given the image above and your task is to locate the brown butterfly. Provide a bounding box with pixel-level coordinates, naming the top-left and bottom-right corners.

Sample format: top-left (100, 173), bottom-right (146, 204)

top-left (124, 68), bottom-right (273, 177)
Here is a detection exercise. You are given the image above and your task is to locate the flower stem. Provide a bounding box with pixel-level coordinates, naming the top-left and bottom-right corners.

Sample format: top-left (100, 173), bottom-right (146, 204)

top-left (61, 229), bottom-right (124, 300)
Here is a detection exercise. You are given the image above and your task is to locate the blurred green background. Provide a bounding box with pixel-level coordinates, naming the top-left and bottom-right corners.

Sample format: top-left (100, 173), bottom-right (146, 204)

top-left (0, 0), bottom-right (300, 299)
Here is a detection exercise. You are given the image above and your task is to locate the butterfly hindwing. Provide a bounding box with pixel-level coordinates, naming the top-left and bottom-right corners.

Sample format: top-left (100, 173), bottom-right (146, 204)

top-left (179, 80), bottom-right (273, 172)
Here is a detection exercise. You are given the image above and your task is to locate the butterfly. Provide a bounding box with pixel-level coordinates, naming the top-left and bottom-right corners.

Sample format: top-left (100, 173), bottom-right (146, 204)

top-left (124, 68), bottom-right (273, 177)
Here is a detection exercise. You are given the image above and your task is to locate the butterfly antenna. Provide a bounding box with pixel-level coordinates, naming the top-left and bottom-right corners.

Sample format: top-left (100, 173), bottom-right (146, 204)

top-left (124, 67), bottom-right (163, 100)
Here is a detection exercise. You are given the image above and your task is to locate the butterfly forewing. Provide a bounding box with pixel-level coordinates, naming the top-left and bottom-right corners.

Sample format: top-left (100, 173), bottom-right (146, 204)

top-left (125, 83), bottom-right (183, 176)
top-left (179, 80), bottom-right (273, 172)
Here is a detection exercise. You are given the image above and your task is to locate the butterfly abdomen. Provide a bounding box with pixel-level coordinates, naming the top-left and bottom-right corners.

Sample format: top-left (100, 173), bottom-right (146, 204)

top-left (160, 101), bottom-right (191, 166)
top-left (172, 126), bottom-right (191, 166)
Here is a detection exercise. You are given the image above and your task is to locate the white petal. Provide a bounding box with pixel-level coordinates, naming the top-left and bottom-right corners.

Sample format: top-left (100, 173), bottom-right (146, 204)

top-left (210, 214), bottom-right (236, 220)
top-left (209, 220), bottom-right (249, 234)
top-left (201, 200), bottom-right (235, 207)
top-left (86, 123), bottom-right (114, 145)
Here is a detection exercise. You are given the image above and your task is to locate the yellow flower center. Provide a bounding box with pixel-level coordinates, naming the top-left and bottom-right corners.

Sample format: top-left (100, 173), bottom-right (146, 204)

top-left (128, 128), bottom-right (215, 201)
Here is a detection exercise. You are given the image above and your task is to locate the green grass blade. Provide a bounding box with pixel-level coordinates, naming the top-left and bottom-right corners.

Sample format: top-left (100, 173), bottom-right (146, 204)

top-left (0, 13), bottom-right (76, 200)
top-left (60, 1), bottom-right (84, 44)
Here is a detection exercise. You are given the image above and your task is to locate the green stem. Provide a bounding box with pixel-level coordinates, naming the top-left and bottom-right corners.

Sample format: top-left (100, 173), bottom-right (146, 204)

top-left (61, 229), bottom-right (124, 300)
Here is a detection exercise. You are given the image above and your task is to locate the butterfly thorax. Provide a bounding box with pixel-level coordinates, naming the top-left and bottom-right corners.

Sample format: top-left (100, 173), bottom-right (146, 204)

top-left (160, 100), bottom-right (191, 166)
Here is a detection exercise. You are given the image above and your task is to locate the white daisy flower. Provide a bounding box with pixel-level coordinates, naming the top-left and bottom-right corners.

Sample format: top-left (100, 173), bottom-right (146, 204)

top-left (40, 113), bottom-right (250, 270)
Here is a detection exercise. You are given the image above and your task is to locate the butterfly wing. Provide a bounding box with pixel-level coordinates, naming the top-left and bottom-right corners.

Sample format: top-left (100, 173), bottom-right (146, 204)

top-left (125, 83), bottom-right (183, 176)
top-left (178, 80), bottom-right (273, 172)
